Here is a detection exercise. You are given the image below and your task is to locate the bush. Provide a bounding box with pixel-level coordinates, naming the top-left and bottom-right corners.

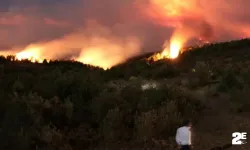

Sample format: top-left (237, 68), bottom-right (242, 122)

top-left (135, 100), bottom-right (182, 140)
top-left (217, 71), bottom-right (243, 92)
top-left (187, 61), bottom-right (212, 88)
top-left (91, 81), bottom-right (203, 146)
top-left (230, 87), bottom-right (250, 113)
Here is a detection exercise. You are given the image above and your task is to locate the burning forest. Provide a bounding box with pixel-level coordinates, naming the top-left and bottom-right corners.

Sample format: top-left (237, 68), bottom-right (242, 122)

top-left (0, 0), bottom-right (250, 69)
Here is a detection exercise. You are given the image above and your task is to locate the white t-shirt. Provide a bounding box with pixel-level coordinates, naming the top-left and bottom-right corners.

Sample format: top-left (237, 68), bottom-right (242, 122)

top-left (175, 126), bottom-right (192, 145)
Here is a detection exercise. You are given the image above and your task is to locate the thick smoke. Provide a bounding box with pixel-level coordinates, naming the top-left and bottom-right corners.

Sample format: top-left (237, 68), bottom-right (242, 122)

top-left (0, 0), bottom-right (172, 68)
top-left (0, 0), bottom-right (250, 68)
top-left (144, 0), bottom-right (250, 43)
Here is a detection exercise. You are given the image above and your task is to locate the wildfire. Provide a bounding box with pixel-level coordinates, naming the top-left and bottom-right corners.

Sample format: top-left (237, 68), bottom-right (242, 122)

top-left (15, 46), bottom-right (44, 63)
top-left (76, 47), bottom-right (114, 70)
top-left (0, 0), bottom-right (217, 68)
top-left (148, 41), bottom-right (182, 61)
top-left (169, 39), bottom-right (182, 58)
top-left (148, 28), bottom-right (187, 61)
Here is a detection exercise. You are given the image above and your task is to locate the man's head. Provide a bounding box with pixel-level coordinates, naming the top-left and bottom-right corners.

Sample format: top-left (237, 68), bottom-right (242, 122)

top-left (183, 120), bottom-right (192, 127)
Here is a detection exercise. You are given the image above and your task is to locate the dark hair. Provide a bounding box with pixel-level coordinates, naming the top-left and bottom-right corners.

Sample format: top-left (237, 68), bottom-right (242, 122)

top-left (183, 120), bottom-right (191, 126)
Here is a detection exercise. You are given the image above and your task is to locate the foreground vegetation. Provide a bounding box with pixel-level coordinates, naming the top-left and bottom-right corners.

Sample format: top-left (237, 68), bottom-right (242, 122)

top-left (1, 39), bottom-right (250, 149)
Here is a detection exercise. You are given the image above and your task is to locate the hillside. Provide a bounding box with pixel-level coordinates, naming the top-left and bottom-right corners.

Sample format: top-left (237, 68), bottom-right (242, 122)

top-left (0, 39), bottom-right (250, 150)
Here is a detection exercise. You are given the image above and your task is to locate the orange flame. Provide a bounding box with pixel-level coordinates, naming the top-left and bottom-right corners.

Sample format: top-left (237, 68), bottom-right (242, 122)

top-left (144, 0), bottom-right (199, 61)
top-left (149, 27), bottom-right (190, 61)
top-left (15, 46), bottom-right (44, 63)
top-left (0, 22), bottom-right (141, 69)
top-left (168, 38), bottom-right (182, 59)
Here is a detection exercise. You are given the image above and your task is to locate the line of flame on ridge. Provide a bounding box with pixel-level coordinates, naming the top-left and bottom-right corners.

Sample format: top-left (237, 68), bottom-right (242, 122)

top-left (5, 38), bottom-right (184, 66)
top-left (0, 30), bottom-right (210, 69)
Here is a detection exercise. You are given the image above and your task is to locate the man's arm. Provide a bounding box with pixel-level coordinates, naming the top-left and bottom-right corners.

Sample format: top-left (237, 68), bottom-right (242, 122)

top-left (188, 129), bottom-right (192, 146)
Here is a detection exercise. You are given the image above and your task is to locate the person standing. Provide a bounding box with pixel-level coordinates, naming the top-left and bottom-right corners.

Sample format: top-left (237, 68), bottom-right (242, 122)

top-left (175, 120), bottom-right (193, 150)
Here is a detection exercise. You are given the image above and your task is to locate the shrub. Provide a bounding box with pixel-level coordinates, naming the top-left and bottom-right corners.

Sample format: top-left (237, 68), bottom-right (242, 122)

top-left (230, 87), bottom-right (250, 113)
top-left (217, 71), bottom-right (243, 92)
top-left (135, 100), bottom-right (182, 140)
top-left (187, 61), bottom-right (212, 88)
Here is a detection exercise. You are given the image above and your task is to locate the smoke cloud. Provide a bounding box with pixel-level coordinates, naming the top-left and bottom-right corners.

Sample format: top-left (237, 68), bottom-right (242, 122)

top-left (144, 0), bottom-right (250, 42)
top-left (0, 0), bottom-right (250, 68)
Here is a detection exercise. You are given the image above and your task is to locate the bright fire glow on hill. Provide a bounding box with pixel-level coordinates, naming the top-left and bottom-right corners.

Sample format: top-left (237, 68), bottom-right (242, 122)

top-left (15, 47), bottom-right (44, 63)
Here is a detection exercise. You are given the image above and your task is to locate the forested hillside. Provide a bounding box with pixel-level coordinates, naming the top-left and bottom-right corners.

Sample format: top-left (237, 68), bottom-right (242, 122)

top-left (0, 39), bottom-right (250, 149)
